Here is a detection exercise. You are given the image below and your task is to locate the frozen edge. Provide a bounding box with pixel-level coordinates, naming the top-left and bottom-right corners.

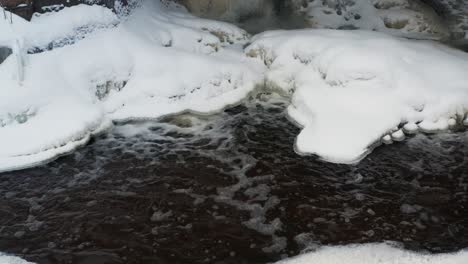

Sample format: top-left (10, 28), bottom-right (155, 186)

top-left (285, 102), bottom-right (380, 165)
top-left (243, 32), bottom-right (468, 165)
top-left (281, 94), bottom-right (468, 165)
top-left (0, 83), bottom-right (264, 173)
top-left (2, 83), bottom-right (465, 171)
top-left (111, 82), bottom-right (264, 123)
top-left (289, 116), bottom-right (468, 165)
top-left (0, 119), bottom-right (113, 173)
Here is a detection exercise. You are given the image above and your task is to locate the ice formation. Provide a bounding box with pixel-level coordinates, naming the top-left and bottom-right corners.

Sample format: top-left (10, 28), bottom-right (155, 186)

top-left (0, 1), bottom-right (263, 172)
top-left (246, 29), bottom-right (468, 163)
top-left (276, 243), bottom-right (468, 264)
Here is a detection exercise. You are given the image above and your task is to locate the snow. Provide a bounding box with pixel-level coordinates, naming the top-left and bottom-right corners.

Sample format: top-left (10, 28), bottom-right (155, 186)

top-left (0, 5), bottom-right (118, 49)
top-left (1, 0), bottom-right (468, 170)
top-left (300, 0), bottom-right (449, 40)
top-left (0, 1), bottom-right (263, 172)
top-left (276, 243), bottom-right (468, 264)
top-left (247, 29), bottom-right (468, 163)
top-left (0, 253), bottom-right (34, 264)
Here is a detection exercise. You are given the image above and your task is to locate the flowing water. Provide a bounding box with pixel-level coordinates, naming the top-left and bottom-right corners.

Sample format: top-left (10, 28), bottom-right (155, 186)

top-left (1, 2), bottom-right (468, 263)
top-left (0, 92), bottom-right (467, 264)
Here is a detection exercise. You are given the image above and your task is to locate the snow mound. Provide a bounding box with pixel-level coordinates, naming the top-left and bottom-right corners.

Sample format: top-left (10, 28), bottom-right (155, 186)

top-left (0, 253), bottom-right (34, 264)
top-left (0, 5), bottom-right (119, 51)
top-left (0, 0), bottom-right (263, 172)
top-left (276, 243), bottom-right (468, 264)
top-left (301, 0), bottom-right (449, 39)
top-left (247, 29), bottom-right (468, 163)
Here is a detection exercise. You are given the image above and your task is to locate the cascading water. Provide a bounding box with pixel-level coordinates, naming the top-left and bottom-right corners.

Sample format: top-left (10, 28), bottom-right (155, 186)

top-left (180, 0), bottom-right (272, 20)
top-left (180, 0), bottom-right (307, 33)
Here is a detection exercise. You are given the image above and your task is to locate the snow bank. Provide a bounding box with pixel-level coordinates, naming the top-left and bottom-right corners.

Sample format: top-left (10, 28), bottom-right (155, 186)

top-left (247, 29), bottom-right (468, 163)
top-left (276, 243), bottom-right (468, 264)
top-left (0, 253), bottom-right (34, 264)
top-left (0, 1), bottom-right (263, 172)
top-left (0, 5), bottom-right (118, 50)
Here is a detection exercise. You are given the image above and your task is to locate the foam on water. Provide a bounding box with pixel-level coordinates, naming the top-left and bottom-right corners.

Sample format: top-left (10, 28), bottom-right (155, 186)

top-left (0, 92), bottom-right (467, 263)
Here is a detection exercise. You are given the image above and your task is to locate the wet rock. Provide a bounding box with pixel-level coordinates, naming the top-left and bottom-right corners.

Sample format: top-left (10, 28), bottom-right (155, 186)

top-left (180, 0), bottom-right (273, 22)
top-left (1, 0), bottom-right (33, 20)
top-left (0, 46), bottom-right (13, 65)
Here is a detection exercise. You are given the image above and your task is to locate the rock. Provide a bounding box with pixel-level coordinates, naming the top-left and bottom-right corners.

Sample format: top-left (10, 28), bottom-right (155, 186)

top-left (0, 46), bottom-right (13, 65)
top-left (1, 0), bottom-right (33, 20)
top-left (303, 0), bottom-right (450, 40)
top-left (180, 0), bottom-right (272, 21)
top-left (1, 0), bottom-right (117, 20)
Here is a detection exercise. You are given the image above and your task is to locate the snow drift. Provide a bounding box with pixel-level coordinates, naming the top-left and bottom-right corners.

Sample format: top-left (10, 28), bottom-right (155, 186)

top-left (0, 1), bottom-right (263, 172)
top-left (246, 29), bottom-right (468, 163)
top-left (276, 243), bottom-right (468, 264)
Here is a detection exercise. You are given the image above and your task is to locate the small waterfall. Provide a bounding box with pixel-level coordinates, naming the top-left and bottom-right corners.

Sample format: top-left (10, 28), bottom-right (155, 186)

top-left (181, 0), bottom-right (306, 33)
top-left (181, 0), bottom-right (273, 22)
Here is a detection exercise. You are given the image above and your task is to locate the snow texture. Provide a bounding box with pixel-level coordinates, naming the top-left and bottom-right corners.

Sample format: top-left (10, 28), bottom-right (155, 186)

top-left (0, 1), bottom-right (263, 172)
top-left (2, 0), bottom-right (468, 170)
top-left (247, 29), bottom-right (468, 163)
top-left (276, 243), bottom-right (468, 264)
top-left (300, 0), bottom-right (449, 40)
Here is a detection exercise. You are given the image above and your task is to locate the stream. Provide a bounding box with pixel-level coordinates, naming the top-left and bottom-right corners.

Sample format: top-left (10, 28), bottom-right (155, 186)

top-left (0, 92), bottom-right (467, 263)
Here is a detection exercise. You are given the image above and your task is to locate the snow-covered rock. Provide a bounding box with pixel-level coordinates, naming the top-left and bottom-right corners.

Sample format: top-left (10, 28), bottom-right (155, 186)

top-left (300, 0), bottom-right (449, 39)
top-left (275, 243), bottom-right (468, 264)
top-left (0, 1), bottom-right (263, 172)
top-left (247, 29), bottom-right (468, 163)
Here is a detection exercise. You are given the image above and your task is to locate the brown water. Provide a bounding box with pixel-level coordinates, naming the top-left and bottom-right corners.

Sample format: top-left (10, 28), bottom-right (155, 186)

top-left (0, 93), bottom-right (467, 264)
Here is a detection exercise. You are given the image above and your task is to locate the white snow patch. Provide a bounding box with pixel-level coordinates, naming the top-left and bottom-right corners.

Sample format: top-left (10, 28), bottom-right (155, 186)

top-left (0, 0), bottom-right (263, 171)
top-left (276, 243), bottom-right (468, 264)
top-left (247, 29), bottom-right (468, 163)
top-left (302, 0), bottom-right (449, 40)
top-left (0, 5), bottom-right (118, 50)
top-left (0, 253), bottom-right (34, 264)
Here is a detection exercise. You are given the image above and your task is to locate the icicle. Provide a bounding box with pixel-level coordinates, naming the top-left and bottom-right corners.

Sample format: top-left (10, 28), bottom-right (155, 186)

top-left (13, 38), bottom-right (25, 85)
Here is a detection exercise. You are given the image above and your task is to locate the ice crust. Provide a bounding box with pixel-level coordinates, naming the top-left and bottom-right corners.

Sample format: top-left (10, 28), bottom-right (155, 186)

top-left (0, 1), bottom-right (263, 171)
top-left (276, 243), bottom-right (468, 264)
top-left (246, 29), bottom-right (468, 163)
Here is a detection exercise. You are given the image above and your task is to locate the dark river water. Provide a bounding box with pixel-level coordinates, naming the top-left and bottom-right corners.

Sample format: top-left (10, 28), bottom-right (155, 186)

top-left (0, 92), bottom-right (467, 264)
